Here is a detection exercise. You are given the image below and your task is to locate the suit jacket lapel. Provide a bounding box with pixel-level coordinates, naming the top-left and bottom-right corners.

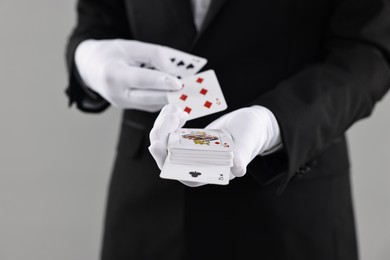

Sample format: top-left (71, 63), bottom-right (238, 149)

top-left (146, 0), bottom-right (228, 50)
top-left (191, 0), bottom-right (228, 48)
top-left (164, 0), bottom-right (197, 37)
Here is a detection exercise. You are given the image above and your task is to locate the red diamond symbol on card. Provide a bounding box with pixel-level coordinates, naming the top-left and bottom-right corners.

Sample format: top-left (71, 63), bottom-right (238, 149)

top-left (200, 88), bottom-right (208, 95)
top-left (204, 101), bottom-right (212, 108)
top-left (180, 94), bottom-right (188, 101)
top-left (184, 107), bottom-right (192, 114)
top-left (196, 77), bottom-right (204, 83)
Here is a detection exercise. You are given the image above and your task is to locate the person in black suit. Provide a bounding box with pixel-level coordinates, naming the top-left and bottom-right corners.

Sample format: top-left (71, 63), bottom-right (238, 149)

top-left (65, 0), bottom-right (390, 259)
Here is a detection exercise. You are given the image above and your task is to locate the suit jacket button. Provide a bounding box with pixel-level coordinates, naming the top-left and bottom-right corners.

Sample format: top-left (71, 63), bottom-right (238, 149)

top-left (296, 164), bottom-right (312, 177)
top-left (301, 165), bottom-right (312, 173)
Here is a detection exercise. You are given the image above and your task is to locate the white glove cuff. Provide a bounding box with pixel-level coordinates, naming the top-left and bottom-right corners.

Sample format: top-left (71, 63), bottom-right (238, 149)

top-left (74, 40), bottom-right (99, 89)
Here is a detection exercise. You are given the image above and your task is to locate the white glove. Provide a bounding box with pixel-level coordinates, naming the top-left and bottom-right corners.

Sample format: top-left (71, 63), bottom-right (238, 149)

top-left (206, 105), bottom-right (282, 178)
top-left (148, 105), bottom-right (206, 187)
top-left (75, 39), bottom-right (182, 112)
top-left (148, 104), bottom-right (281, 187)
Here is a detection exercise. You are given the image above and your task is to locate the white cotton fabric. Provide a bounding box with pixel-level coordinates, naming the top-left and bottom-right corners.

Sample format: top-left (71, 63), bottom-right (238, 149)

top-left (75, 39), bottom-right (182, 111)
top-left (191, 0), bottom-right (212, 31)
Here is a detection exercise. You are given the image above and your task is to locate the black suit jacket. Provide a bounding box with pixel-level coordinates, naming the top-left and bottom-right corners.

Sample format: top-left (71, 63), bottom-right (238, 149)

top-left (65, 0), bottom-right (390, 259)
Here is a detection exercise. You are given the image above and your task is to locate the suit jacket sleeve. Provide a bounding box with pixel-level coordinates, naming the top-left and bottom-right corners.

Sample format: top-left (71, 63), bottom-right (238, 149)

top-left (65, 0), bottom-right (132, 113)
top-left (252, 0), bottom-right (390, 191)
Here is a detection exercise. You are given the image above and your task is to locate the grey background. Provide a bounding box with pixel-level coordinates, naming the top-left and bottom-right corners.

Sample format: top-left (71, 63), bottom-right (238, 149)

top-left (0, 1), bottom-right (389, 259)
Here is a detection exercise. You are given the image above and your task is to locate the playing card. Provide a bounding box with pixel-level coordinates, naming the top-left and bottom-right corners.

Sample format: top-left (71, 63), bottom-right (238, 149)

top-left (168, 129), bottom-right (233, 152)
top-left (161, 47), bottom-right (208, 78)
top-left (167, 70), bottom-right (228, 120)
top-left (160, 161), bottom-right (231, 185)
top-left (168, 154), bottom-right (233, 166)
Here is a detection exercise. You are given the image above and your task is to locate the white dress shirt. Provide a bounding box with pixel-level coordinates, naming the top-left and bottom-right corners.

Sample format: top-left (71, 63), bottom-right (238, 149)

top-left (191, 0), bottom-right (212, 31)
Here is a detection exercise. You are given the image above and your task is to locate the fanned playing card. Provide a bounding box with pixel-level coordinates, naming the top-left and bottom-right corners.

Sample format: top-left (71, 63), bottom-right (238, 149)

top-left (167, 70), bottom-right (228, 120)
top-left (161, 47), bottom-right (208, 78)
top-left (138, 47), bottom-right (207, 78)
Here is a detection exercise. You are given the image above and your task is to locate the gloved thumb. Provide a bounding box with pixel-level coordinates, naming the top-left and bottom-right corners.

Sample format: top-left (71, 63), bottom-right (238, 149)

top-left (179, 180), bottom-right (207, 187)
top-left (148, 141), bottom-right (168, 170)
top-left (230, 147), bottom-right (251, 177)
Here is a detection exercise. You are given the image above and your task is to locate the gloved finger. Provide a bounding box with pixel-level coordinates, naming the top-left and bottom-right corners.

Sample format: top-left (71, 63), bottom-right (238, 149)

top-left (226, 126), bottom-right (252, 178)
top-left (229, 133), bottom-right (254, 177)
top-left (149, 114), bottom-right (187, 144)
top-left (106, 61), bottom-right (182, 91)
top-left (148, 141), bottom-right (167, 170)
top-left (205, 113), bottom-right (231, 130)
top-left (124, 89), bottom-right (168, 110)
top-left (231, 152), bottom-right (248, 177)
top-left (149, 105), bottom-right (188, 170)
top-left (178, 180), bottom-right (207, 187)
top-left (230, 153), bottom-right (248, 178)
top-left (150, 104), bottom-right (188, 143)
top-left (115, 40), bottom-right (178, 73)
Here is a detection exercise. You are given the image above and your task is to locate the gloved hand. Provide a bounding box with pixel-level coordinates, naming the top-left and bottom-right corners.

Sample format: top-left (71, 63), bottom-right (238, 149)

top-left (148, 104), bottom-right (282, 187)
top-left (148, 105), bottom-right (206, 187)
top-left (205, 105), bottom-right (282, 178)
top-left (75, 39), bottom-right (182, 112)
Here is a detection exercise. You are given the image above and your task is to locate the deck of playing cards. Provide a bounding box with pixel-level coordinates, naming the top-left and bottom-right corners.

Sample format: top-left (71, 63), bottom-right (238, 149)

top-left (160, 128), bottom-right (234, 185)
